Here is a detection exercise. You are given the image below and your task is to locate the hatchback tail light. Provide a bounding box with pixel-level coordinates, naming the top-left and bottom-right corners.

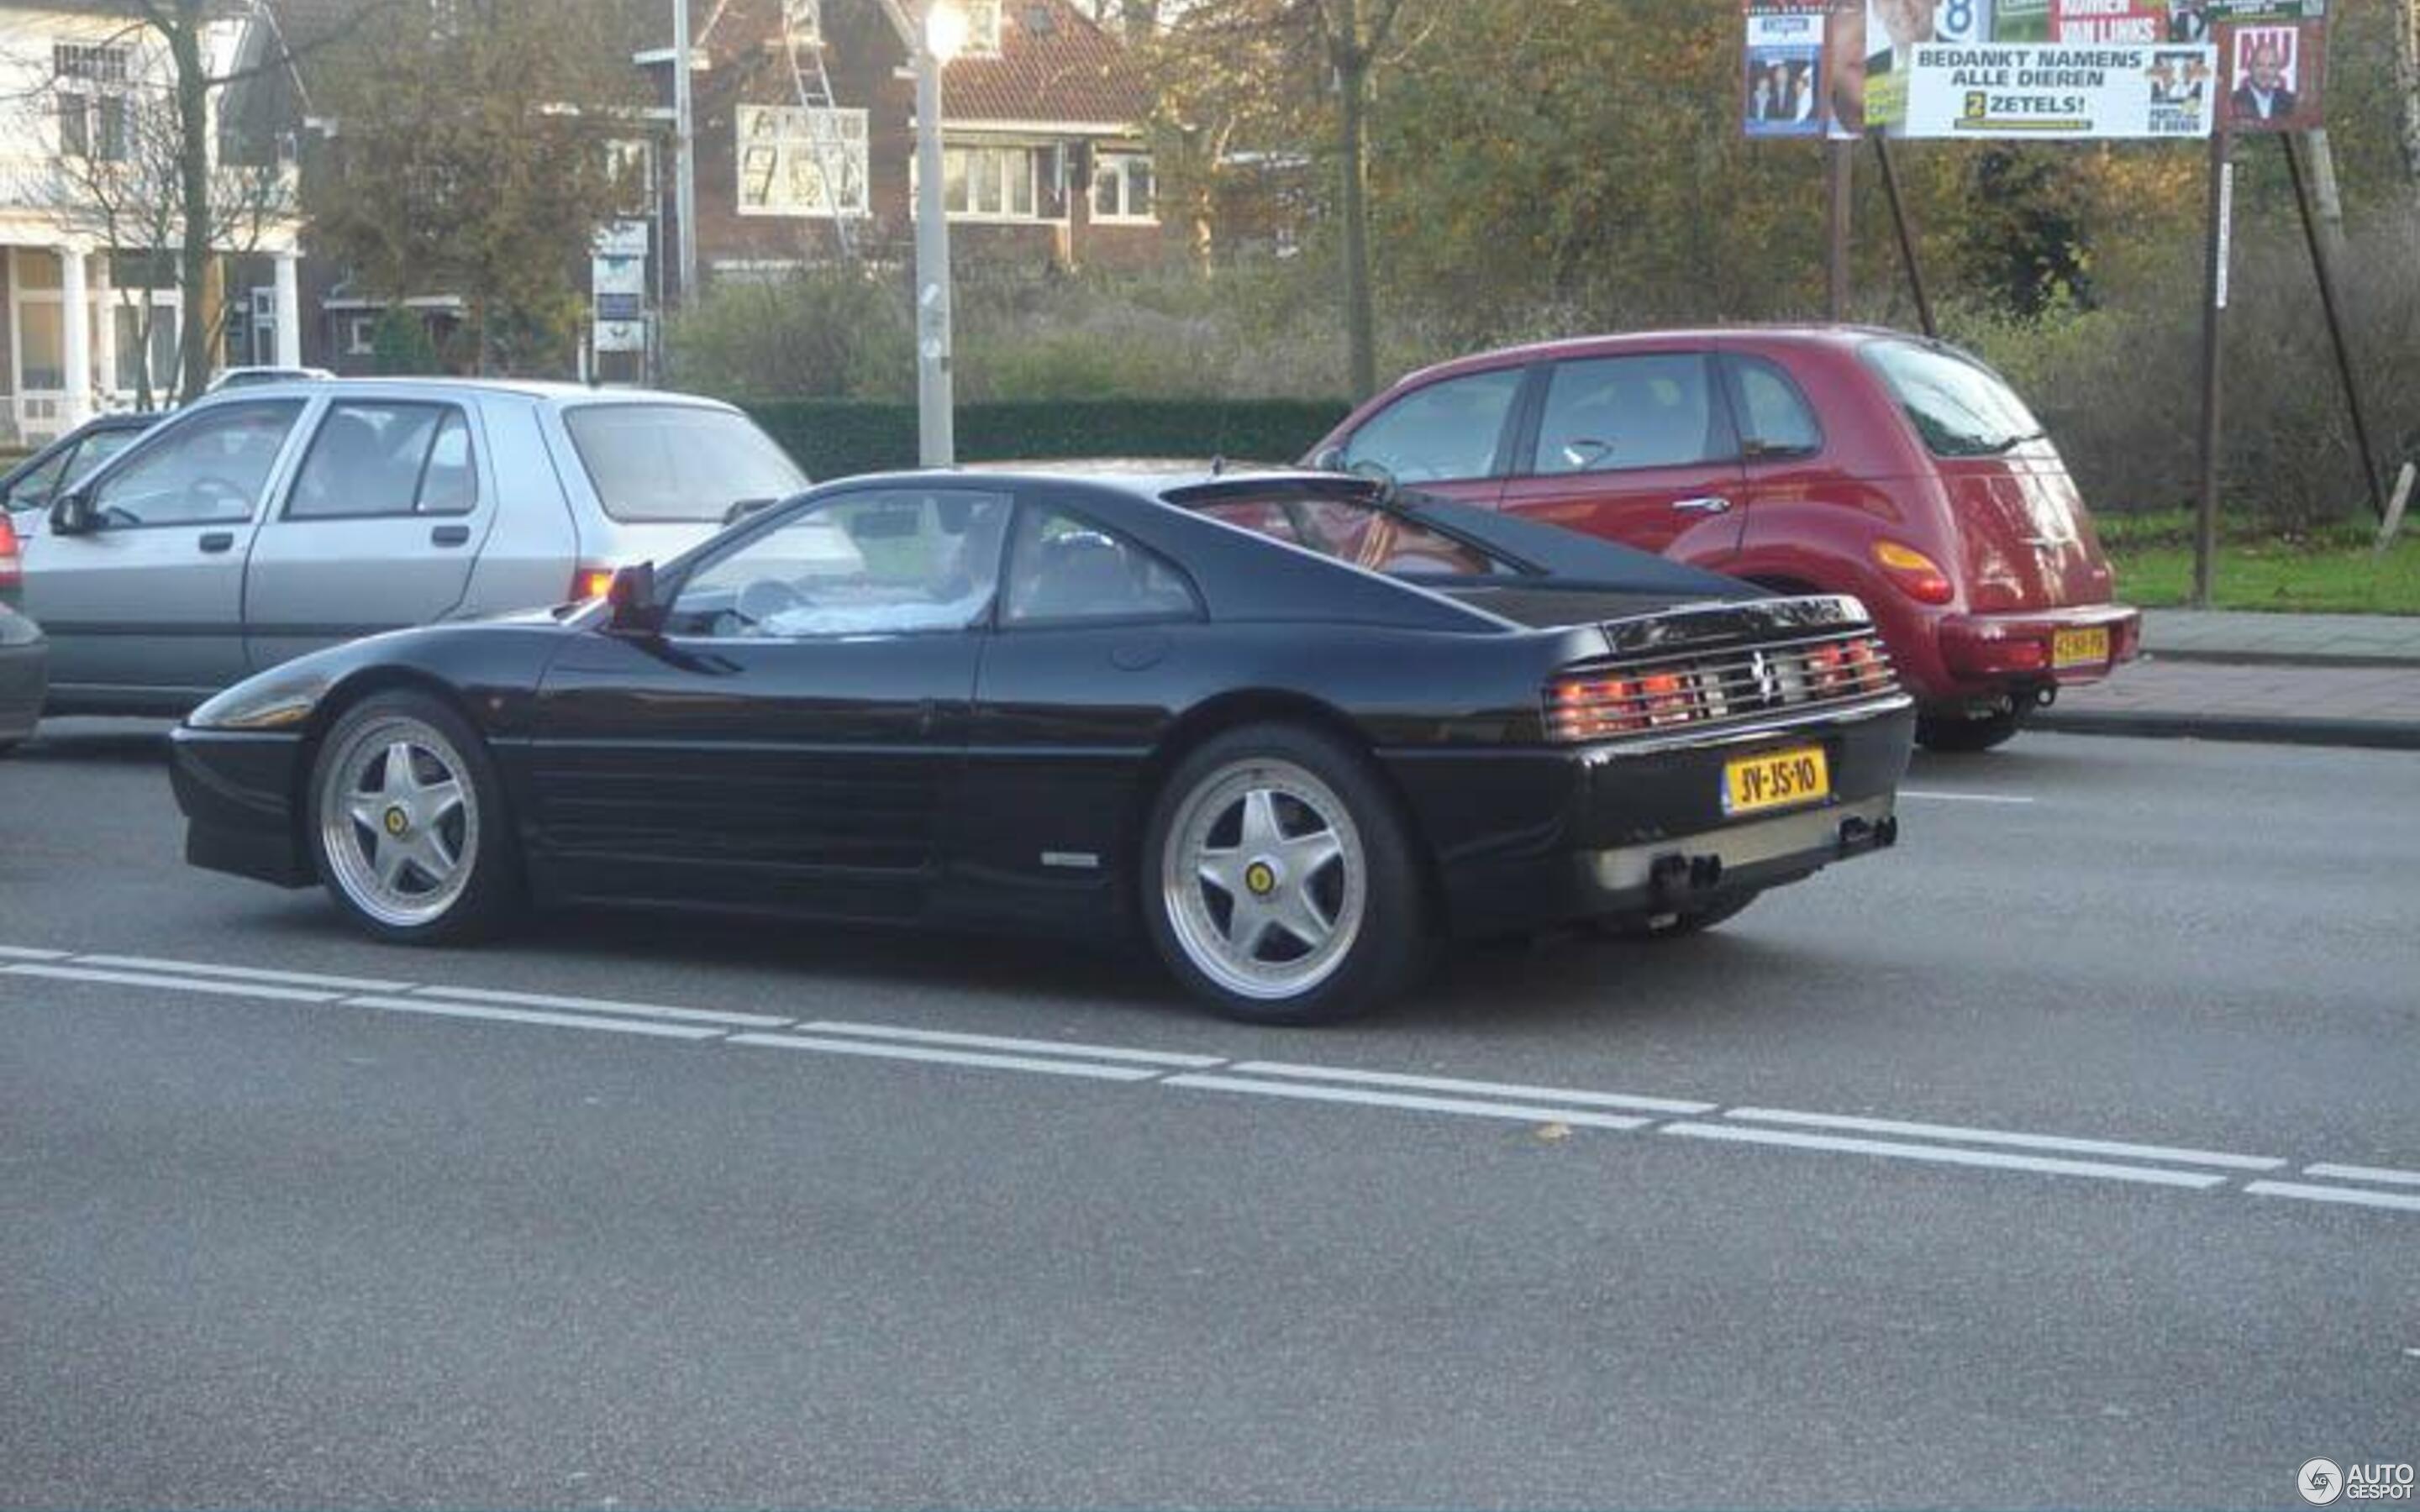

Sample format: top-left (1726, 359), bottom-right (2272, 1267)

top-left (571, 563), bottom-right (617, 601)
top-left (1871, 539), bottom-right (1956, 606)
top-left (0, 512), bottom-right (21, 591)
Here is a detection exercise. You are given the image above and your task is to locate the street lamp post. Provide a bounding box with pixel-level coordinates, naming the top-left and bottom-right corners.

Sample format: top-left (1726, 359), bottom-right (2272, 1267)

top-left (913, 1), bottom-right (965, 467)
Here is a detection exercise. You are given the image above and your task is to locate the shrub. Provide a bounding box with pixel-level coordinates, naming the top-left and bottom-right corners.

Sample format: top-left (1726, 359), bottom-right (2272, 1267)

top-left (744, 397), bottom-right (1352, 480)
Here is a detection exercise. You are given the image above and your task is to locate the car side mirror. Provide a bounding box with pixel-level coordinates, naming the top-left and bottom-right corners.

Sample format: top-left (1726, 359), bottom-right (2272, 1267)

top-left (604, 561), bottom-right (663, 634)
top-left (1309, 445), bottom-right (1346, 473)
top-left (49, 488), bottom-right (97, 537)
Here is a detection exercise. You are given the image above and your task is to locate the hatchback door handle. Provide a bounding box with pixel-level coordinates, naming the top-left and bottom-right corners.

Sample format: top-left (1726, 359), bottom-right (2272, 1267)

top-left (198, 531), bottom-right (235, 554)
top-left (430, 523), bottom-right (471, 547)
top-left (1673, 496), bottom-right (1733, 515)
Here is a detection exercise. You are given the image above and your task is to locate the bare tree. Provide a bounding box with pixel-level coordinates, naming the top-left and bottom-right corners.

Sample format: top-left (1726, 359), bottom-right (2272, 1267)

top-left (2398, 0), bottom-right (2420, 218)
top-left (38, 35), bottom-right (295, 410)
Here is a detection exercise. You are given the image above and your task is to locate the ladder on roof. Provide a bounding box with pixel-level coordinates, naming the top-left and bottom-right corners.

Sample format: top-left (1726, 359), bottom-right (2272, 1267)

top-left (781, 0), bottom-right (861, 261)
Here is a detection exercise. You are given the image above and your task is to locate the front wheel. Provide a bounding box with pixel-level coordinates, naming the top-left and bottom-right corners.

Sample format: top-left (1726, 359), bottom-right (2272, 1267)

top-left (308, 691), bottom-right (523, 945)
top-left (1144, 724), bottom-right (1430, 1026)
top-left (1916, 707), bottom-right (2026, 753)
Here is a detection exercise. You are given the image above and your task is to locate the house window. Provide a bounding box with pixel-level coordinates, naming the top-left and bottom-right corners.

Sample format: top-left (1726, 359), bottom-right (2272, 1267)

top-left (961, 0), bottom-right (1002, 56)
top-left (734, 105), bottom-right (869, 218)
top-left (345, 315), bottom-right (378, 356)
top-left (937, 144), bottom-right (1063, 222)
top-left (54, 43), bottom-right (132, 162)
top-left (113, 302), bottom-right (179, 395)
top-left (1092, 151), bottom-right (1155, 222)
top-left (54, 43), bottom-right (129, 85)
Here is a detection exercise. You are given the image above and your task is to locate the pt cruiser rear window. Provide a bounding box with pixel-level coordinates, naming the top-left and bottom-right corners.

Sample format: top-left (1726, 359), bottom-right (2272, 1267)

top-left (1861, 339), bottom-right (2047, 459)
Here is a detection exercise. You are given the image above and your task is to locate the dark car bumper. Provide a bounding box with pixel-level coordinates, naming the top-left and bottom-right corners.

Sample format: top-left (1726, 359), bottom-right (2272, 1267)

top-left (0, 638), bottom-right (45, 744)
top-left (170, 727), bottom-right (314, 887)
top-left (1386, 696), bottom-right (1916, 937)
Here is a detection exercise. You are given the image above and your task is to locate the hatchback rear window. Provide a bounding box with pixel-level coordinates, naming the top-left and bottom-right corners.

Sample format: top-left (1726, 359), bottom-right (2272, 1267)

top-left (562, 404), bottom-right (808, 523)
top-left (1861, 340), bottom-right (2046, 459)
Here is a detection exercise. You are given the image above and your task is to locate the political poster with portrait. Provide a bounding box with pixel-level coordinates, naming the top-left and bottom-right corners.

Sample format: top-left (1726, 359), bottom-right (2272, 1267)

top-left (1744, 13), bottom-right (1828, 137)
top-left (2221, 19), bottom-right (2326, 132)
top-left (1901, 42), bottom-right (2217, 139)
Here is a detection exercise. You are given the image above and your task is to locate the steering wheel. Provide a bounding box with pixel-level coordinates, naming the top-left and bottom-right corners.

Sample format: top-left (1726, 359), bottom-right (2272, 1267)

top-left (733, 578), bottom-right (810, 629)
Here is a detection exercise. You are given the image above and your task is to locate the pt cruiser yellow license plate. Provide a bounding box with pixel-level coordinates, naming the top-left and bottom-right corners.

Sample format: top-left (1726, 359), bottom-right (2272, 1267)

top-left (1723, 746), bottom-right (1831, 817)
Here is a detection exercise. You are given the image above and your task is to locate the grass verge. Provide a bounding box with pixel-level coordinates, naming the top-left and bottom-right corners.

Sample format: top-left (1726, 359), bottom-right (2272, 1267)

top-left (2100, 512), bottom-right (2420, 615)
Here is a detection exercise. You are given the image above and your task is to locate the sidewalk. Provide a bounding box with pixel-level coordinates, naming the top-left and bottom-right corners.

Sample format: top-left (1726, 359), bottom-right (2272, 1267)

top-left (2034, 610), bottom-right (2420, 750)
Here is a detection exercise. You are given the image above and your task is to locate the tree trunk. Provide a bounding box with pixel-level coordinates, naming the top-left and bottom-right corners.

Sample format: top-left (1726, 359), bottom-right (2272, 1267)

top-left (1334, 20), bottom-right (1376, 401)
top-left (169, 2), bottom-right (215, 402)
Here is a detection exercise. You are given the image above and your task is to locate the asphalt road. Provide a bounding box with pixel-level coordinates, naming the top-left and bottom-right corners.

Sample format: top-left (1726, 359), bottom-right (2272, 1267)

top-left (3, 720), bottom-right (2415, 1509)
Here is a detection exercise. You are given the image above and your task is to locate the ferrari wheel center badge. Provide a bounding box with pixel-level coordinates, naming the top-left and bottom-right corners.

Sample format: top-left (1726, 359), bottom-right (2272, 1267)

top-left (1244, 860), bottom-right (1279, 897)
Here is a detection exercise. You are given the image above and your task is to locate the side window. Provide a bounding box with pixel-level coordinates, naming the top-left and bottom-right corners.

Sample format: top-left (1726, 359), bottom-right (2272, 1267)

top-left (1002, 505), bottom-right (1199, 626)
top-left (1730, 356), bottom-right (1824, 457)
top-left (63, 428), bottom-right (140, 486)
top-left (1534, 354), bottom-right (1733, 475)
top-left (287, 402), bottom-right (478, 521)
top-left (666, 489), bottom-right (1010, 639)
top-left (4, 446), bottom-right (75, 513)
top-left (87, 400), bottom-right (303, 528)
top-left (1339, 368), bottom-right (1525, 486)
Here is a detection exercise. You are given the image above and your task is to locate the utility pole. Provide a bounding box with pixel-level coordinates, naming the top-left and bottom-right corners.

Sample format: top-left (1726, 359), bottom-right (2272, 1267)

top-left (672, 0), bottom-right (698, 305)
top-left (912, 12), bottom-right (957, 466)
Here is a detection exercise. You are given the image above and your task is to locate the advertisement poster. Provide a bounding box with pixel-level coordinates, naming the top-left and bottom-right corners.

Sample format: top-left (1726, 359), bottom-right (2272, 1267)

top-left (1745, 13), bottom-right (1828, 136)
top-left (2223, 19), bottom-right (2327, 131)
top-left (2053, 0), bottom-right (2165, 44)
top-left (1901, 42), bottom-right (2217, 138)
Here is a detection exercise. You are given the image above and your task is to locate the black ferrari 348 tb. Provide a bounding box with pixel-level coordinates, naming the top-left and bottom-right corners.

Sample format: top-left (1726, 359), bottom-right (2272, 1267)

top-left (173, 468), bottom-right (1912, 1023)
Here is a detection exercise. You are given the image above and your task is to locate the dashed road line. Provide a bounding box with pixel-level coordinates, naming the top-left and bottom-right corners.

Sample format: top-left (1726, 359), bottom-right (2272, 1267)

top-left (1665, 1122), bottom-right (2232, 1189)
top-left (1897, 790), bottom-right (2038, 806)
top-left (1165, 1073), bottom-right (1656, 1131)
top-left (1722, 1107), bottom-right (2286, 1171)
top-left (2245, 1181), bottom-right (2420, 1215)
top-left (6, 940), bottom-right (2417, 1217)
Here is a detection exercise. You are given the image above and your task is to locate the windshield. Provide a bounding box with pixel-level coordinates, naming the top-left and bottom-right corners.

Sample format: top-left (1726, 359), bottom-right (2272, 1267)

top-left (1179, 489), bottom-right (1518, 579)
top-left (563, 404), bottom-right (809, 523)
top-left (1861, 340), bottom-right (2047, 459)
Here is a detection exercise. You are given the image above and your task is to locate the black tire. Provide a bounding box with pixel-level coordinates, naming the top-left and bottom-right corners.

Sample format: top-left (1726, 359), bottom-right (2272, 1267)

top-left (306, 690), bottom-right (523, 945)
top-left (1916, 708), bottom-right (2026, 753)
top-left (1590, 890), bottom-right (1763, 943)
top-left (1142, 722), bottom-right (1431, 1026)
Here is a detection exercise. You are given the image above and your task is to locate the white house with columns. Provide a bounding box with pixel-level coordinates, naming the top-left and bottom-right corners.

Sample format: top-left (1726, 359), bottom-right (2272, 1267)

top-left (0, 0), bottom-right (302, 447)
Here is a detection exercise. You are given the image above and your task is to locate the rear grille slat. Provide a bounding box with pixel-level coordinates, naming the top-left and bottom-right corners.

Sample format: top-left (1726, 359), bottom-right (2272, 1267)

top-left (1546, 629), bottom-right (1900, 743)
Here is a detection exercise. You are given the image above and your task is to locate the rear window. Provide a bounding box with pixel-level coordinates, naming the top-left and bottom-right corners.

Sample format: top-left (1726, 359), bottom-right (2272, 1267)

top-left (562, 404), bottom-right (808, 523)
top-left (1183, 491), bottom-right (1517, 579)
top-left (1861, 340), bottom-right (2046, 459)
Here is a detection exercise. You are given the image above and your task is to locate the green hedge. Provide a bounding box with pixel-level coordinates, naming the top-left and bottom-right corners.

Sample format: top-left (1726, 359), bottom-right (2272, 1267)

top-left (744, 398), bottom-right (1354, 482)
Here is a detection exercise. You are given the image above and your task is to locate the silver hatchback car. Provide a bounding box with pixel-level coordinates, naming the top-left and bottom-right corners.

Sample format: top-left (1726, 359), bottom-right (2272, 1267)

top-left (13, 380), bottom-right (808, 715)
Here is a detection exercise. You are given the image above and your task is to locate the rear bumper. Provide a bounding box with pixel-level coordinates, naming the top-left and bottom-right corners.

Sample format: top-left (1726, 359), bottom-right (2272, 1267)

top-left (1938, 604), bottom-right (2142, 688)
top-left (0, 640), bottom-right (45, 743)
top-left (1387, 695), bottom-right (1917, 937)
top-left (170, 727), bottom-right (314, 887)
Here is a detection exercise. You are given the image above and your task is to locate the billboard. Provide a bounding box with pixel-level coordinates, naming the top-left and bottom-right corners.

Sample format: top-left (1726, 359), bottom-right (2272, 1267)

top-left (1902, 43), bottom-right (2217, 138)
top-left (2221, 19), bottom-right (2327, 131)
top-left (1745, 13), bottom-right (1828, 137)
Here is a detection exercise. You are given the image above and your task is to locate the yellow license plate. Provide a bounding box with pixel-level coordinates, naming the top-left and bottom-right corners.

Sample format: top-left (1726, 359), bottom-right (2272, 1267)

top-left (1723, 746), bottom-right (1831, 817)
top-left (2053, 626), bottom-right (2111, 669)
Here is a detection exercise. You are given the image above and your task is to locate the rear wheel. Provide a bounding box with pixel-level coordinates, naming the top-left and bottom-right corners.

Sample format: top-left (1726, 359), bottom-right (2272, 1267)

top-left (1144, 723), bottom-right (1429, 1026)
top-left (308, 691), bottom-right (523, 945)
top-left (1916, 707), bottom-right (2026, 753)
top-left (1591, 890), bottom-right (1763, 942)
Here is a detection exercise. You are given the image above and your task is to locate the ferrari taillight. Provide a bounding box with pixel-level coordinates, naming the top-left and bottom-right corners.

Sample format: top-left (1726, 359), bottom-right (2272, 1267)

top-left (1545, 673), bottom-right (1646, 743)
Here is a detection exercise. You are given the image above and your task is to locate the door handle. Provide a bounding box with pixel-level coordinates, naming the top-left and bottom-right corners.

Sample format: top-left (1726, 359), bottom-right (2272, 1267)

top-left (198, 531), bottom-right (235, 554)
top-left (430, 523), bottom-right (471, 547)
top-left (1672, 496), bottom-right (1733, 516)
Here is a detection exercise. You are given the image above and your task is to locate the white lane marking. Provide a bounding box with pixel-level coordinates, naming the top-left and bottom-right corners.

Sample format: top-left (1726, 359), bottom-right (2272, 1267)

top-left (1664, 1121), bottom-right (2230, 1189)
top-left (2302, 1163), bottom-right (2420, 1189)
top-left (1228, 1061), bottom-right (1715, 1116)
top-left (1166, 1074), bottom-right (1655, 1131)
top-left (1723, 1106), bottom-right (2285, 1172)
top-left (5, 963), bottom-right (342, 1005)
top-left (800, 1019), bottom-right (1224, 1068)
top-left (1897, 790), bottom-right (2036, 806)
top-left (2245, 1181), bottom-right (2420, 1215)
top-left (348, 995), bottom-right (724, 1042)
top-left (0, 946), bottom-right (71, 961)
top-left (409, 983), bottom-right (790, 1030)
top-left (730, 1032), bottom-right (1164, 1082)
top-left (77, 953), bottom-right (413, 994)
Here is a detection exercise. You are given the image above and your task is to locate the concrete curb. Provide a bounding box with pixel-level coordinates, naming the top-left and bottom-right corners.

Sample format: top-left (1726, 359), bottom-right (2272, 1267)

top-left (2147, 649), bottom-right (2420, 671)
top-left (2034, 709), bottom-right (2420, 752)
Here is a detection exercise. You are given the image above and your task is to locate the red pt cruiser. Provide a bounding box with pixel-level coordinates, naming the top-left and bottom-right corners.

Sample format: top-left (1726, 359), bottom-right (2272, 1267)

top-left (1310, 327), bottom-right (2141, 752)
